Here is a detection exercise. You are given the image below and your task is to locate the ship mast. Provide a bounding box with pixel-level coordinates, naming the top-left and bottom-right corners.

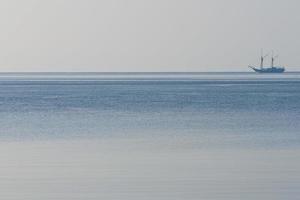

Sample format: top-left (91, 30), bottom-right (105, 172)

top-left (260, 49), bottom-right (268, 69)
top-left (271, 51), bottom-right (279, 68)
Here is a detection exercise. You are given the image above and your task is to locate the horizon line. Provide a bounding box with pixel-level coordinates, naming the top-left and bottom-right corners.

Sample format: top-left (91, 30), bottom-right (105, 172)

top-left (0, 71), bottom-right (299, 73)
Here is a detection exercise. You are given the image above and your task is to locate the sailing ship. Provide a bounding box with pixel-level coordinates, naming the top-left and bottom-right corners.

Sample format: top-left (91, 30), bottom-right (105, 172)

top-left (249, 51), bottom-right (285, 73)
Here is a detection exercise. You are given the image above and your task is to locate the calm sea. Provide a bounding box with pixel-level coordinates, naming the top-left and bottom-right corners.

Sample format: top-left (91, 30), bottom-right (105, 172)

top-left (0, 72), bottom-right (299, 199)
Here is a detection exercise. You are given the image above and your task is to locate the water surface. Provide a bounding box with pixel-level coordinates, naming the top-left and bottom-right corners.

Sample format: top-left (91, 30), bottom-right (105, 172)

top-left (0, 72), bottom-right (299, 199)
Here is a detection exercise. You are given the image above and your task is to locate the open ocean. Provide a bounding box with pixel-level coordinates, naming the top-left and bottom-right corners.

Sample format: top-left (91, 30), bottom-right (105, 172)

top-left (0, 72), bottom-right (299, 200)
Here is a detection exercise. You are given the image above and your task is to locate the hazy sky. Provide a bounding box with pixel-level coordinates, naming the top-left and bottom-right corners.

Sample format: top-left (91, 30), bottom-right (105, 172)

top-left (0, 0), bottom-right (299, 72)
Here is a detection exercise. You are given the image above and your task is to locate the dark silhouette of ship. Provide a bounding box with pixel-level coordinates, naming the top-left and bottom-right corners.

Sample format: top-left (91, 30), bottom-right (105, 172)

top-left (249, 50), bottom-right (285, 73)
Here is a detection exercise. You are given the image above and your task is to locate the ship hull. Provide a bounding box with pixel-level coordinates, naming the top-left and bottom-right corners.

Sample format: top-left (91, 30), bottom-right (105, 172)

top-left (249, 66), bottom-right (285, 73)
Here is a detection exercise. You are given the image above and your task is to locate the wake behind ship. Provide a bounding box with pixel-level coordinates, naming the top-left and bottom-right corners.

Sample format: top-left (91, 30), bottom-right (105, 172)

top-left (249, 51), bottom-right (285, 73)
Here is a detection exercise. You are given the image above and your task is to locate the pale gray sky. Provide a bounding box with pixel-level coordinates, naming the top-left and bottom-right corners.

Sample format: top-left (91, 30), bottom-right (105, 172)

top-left (0, 0), bottom-right (299, 72)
